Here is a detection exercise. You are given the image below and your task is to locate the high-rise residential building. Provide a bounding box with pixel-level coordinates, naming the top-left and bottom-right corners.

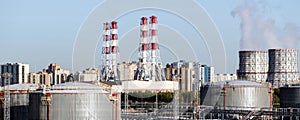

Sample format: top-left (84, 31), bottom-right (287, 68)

top-left (28, 72), bottom-right (39, 84)
top-left (165, 60), bottom-right (214, 91)
top-left (198, 65), bottom-right (215, 83)
top-left (46, 63), bottom-right (69, 85)
top-left (0, 63), bottom-right (29, 85)
top-left (28, 69), bottom-right (53, 86)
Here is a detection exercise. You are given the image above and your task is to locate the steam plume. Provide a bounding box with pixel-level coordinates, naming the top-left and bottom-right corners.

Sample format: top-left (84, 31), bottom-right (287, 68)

top-left (231, 1), bottom-right (300, 50)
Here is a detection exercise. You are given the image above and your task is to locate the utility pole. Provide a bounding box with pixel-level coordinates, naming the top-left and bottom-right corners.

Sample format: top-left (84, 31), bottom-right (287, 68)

top-left (1, 73), bottom-right (11, 120)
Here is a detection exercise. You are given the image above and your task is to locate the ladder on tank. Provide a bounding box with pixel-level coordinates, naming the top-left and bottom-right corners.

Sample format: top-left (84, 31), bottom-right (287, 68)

top-left (1, 73), bottom-right (11, 120)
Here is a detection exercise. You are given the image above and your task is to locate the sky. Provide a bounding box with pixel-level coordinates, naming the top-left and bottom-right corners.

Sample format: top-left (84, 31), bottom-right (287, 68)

top-left (0, 0), bottom-right (299, 73)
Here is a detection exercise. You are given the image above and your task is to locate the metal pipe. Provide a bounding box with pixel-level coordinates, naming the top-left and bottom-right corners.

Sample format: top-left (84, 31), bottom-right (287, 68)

top-left (47, 102), bottom-right (50, 120)
top-left (269, 87), bottom-right (273, 120)
top-left (116, 94), bottom-right (118, 120)
top-left (112, 101), bottom-right (114, 120)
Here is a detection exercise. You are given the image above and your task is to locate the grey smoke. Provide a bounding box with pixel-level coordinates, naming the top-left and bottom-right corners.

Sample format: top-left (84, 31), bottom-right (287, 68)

top-left (231, 1), bottom-right (300, 50)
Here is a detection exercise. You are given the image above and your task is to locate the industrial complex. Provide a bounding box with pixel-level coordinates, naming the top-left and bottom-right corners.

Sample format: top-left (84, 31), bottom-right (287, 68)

top-left (0, 15), bottom-right (299, 120)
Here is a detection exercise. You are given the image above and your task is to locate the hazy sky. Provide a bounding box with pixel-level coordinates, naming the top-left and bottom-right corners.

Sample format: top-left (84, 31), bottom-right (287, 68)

top-left (1, 0), bottom-right (299, 73)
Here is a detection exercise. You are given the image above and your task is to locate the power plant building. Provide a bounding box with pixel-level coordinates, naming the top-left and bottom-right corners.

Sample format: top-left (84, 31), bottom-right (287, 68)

top-left (100, 21), bottom-right (120, 81)
top-left (118, 61), bottom-right (137, 81)
top-left (214, 74), bottom-right (237, 82)
top-left (237, 51), bottom-right (268, 82)
top-left (74, 68), bottom-right (99, 82)
top-left (135, 16), bottom-right (165, 81)
top-left (267, 49), bottom-right (299, 87)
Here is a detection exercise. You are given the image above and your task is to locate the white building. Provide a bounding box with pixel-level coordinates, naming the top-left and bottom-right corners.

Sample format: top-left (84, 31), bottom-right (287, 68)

top-left (1, 63), bottom-right (29, 85)
top-left (28, 70), bottom-right (53, 86)
top-left (165, 60), bottom-right (214, 91)
top-left (46, 63), bottom-right (69, 85)
top-left (198, 65), bottom-right (215, 83)
top-left (75, 68), bottom-right (99, 82)
top-left (214, 74), bottom-right (237, 82)
top-left (118, 61), bottom-right (138, 81)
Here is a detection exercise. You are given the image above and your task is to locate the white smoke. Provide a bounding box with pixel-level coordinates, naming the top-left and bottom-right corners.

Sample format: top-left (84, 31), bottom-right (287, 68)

top-left (231, 1), bottom-right (300, 50)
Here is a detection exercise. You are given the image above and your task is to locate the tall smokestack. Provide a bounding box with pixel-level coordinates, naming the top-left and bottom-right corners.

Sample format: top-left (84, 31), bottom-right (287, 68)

top-left (110, 21), bottom-right (119, 80)
top-left (101, 22), bottom-right (111, 81)
top-left (140, 17), bottom-right (148, 67)
top-left (149, 15), bottom-right (165, 81)
top-left (134, 17), bottom-right (150, 80)
top-left (150, 16), bottom-right (158, 65)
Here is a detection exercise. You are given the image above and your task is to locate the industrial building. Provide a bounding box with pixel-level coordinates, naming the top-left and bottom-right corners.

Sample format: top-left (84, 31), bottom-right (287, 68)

top-left (74, 68), bottom-right (99, 82)
top-left (237, 50), bottom-right (268, 82)
top-left (214, 74), bottom-right (237, 82)
top-left (29, 82), bottom-right (120, 120)
top-left (267, 48), bottom-right (299, 87)
top-left (122, 80), bottom-right (178, 92)
top-left (237, 49), bottom-right (299, 87)
top-left (0, 63), bottom-right (29, 85)
top-left (134, 16), bottom-right (165, 81)
top-left (117, 61), bottom-right (137, 81)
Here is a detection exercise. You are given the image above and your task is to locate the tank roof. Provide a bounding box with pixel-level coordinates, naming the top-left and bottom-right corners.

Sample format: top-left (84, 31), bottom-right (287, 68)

top-left (210, 80), bottom-right (266, 87)
top-left (0, 84), bottom-right (39, 91)
top-left (51, 82), bottom-right (105, 90)
top-left (281, 82), bottom-right (300, 88)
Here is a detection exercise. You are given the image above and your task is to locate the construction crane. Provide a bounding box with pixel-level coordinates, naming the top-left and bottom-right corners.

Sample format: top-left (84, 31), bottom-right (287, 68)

top-left (1, 73), bottom-right (11, 120)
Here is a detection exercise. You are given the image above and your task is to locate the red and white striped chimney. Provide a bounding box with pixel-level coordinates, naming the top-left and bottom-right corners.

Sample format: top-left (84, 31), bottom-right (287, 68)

top-left (110, 21), bottom-right (119, 80)
top-left (101, 22), bottom-right (111, 81)
top-left (102, 22), bottom-right (110, 67)
top-left (150, 15), bottom-right (158, 81)
top-left (150, 15), bottom-right (158, 65)
top-left (140, 17), bottom-right (148, 65)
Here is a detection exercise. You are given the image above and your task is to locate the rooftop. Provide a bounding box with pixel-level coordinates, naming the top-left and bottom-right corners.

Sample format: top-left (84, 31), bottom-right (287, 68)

top-left (209, 80), bottom-right (267, 87)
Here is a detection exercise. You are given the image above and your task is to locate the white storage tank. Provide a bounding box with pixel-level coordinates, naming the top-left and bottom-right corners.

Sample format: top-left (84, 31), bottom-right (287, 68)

top-left (0, 84), bottom-right (38, 120)
top-left (29, 82), bottom-right (120, 120)
top-left (280, 83), bottom-right (300, 108)
top-left (200, 80), bottom-right (271, 111)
